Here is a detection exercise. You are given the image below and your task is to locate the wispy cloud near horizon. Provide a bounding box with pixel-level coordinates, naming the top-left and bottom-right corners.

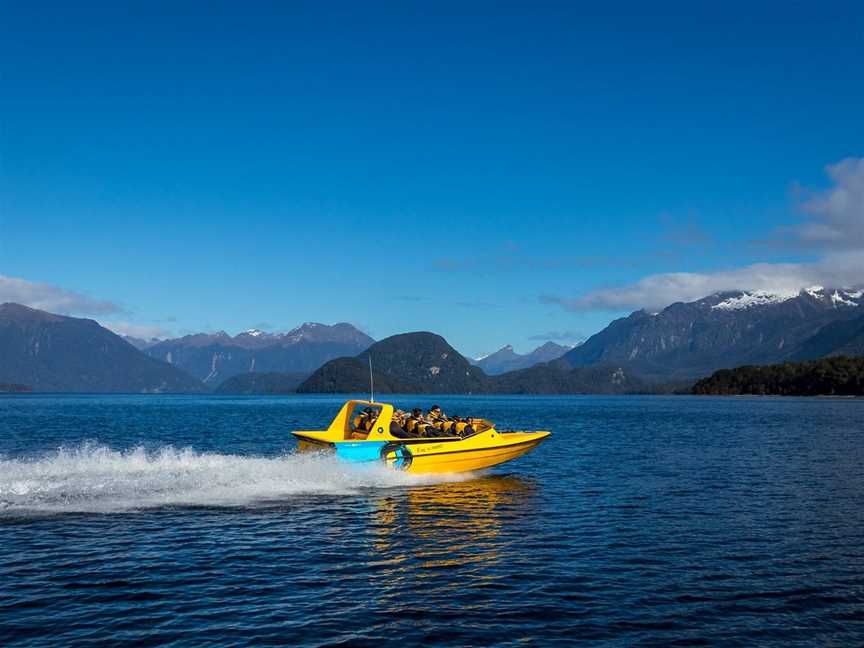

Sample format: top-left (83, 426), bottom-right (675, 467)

top-left (545, 158), bottom-right (864, 314)
top-left (793, 158), bottom-right (864, 250)
top-left (0, 274), bottom-right (122, 316)
top-left (100, 320), bottom-right (170, 340)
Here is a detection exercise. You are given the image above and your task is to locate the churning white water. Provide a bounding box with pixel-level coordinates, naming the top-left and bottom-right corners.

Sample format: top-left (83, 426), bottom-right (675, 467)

top-left (0, 443), bottom-right (468, 514)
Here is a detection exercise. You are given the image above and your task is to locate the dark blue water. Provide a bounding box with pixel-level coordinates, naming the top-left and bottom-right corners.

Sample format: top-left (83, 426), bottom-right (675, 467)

top-left (2, 395), bottom-right (864, 646)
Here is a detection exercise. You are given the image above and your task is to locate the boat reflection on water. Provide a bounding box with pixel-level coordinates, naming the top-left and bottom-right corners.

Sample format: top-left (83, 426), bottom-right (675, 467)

top-left (365, 475), bottom-right (538, 597)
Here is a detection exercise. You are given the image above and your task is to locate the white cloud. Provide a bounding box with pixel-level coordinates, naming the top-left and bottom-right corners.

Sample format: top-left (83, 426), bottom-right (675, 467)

top-left (548, 158), bottom-right (864, 313)
top-left (0, 274), bottom-right (121, 315)
top-left (795, 157), bottom-right (864, 249)
top-left (99, 320), bottom-right (169, 340)
top-left (548, 257), bottom-right (864, 313)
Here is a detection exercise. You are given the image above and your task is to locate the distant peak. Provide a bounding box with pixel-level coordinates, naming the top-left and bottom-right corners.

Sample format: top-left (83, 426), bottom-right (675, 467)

top-left (536, 341), bottom-right (569, 350)
top-left (474, 344), bottom-right (520, 363)
top-left (490, 344), bottom-right (518, 356)
top-left (1, 302), bottom-right (47, 314)
top-left (285, 322), bottom-right (323, 336)
top-left (710, 289), bottom-right (799, 311)
top-left (0, 302), bottom-right (67, 322)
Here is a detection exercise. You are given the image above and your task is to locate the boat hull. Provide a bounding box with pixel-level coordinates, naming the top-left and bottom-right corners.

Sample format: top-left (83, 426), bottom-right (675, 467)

top-left (394, 435), bottom-right (548, 474)
top-left (293, 430), bottom-right (550, 474)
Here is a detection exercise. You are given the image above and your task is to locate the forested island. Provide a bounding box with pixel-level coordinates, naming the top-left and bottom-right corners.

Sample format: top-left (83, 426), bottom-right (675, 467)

top-left (692, 356), bottom-right (864, 396)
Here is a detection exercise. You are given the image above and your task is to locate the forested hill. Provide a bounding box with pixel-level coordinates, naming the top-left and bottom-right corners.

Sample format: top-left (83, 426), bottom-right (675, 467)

top-left (692, 356), bottom-right (864, 396)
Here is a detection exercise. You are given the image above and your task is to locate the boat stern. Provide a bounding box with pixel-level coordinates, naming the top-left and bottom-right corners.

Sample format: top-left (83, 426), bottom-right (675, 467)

top-left (292, 430), bottom-right (336, 453)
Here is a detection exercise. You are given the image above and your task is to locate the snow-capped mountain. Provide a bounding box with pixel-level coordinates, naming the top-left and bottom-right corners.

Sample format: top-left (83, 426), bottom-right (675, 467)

top-left (227, 322), bottom-right (372, 349)
top-left (144, 323), bottom-right (374, 385)
top-left (562, 287), bottom-right (864, 380)
top-left (710, 287), bottom-right (863, 311)
top-left (281, 322), bottom-right (373, 347)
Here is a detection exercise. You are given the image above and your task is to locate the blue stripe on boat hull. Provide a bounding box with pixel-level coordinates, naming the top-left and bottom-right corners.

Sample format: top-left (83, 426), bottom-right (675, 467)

top-left (334, 441), bottom-right (387, 463)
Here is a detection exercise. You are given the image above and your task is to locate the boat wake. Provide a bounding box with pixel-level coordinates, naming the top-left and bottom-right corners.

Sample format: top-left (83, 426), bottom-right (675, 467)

top-left (0, 442), bottom-right (471, 515)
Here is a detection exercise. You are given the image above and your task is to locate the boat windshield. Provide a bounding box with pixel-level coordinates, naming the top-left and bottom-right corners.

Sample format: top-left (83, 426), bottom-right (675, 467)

top-left (347, 403), bottom-right (383, 440)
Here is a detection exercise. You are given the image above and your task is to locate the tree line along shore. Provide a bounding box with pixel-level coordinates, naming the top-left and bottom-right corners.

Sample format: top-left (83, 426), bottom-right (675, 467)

top-left (692, 356), bottom-right (864, 396)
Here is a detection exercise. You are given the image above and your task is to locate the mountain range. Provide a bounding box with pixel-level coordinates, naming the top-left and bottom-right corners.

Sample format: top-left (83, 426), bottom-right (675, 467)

top-left (560, 287), bottom-right (864, 380)
top-left (0, 303), bottom-right (205, 393)
top-left (298, 332), bottom-right (643, 394)
top-left (1, 285), bottom-right (862, 394)
top-left (472, 342), bottom-right (572, 375)
top-left (142, 323), bottom-right (374, 386)
top-left (298, 286), bottom-right (864, 393)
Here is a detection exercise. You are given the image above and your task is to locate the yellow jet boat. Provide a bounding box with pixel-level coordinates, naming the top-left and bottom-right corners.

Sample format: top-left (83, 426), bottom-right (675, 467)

top-left (292, 400), bottom-right (550, 474)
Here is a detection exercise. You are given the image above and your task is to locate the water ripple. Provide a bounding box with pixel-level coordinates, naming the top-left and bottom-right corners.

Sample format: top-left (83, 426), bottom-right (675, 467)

top-left (1, 395), bottom-right (864, 646)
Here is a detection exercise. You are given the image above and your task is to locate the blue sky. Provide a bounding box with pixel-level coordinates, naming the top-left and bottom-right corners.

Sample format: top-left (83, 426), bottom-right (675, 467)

top-left (2, 2), bottom-right (863, 356)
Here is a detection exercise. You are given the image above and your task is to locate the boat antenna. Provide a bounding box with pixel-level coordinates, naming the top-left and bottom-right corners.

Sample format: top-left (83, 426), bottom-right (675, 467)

top-left (368, 355), bottom-right (374, 403)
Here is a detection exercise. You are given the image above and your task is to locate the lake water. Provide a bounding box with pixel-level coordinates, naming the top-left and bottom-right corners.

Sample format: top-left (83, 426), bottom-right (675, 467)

top-left (1, 394), bottom-right (863, 646)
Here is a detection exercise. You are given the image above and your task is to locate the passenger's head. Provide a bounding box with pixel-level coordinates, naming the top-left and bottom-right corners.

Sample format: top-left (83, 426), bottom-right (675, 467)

top-left (412, 408), bottom-right (422, 417)
top-left (430, 405), bottom-right (441, 415)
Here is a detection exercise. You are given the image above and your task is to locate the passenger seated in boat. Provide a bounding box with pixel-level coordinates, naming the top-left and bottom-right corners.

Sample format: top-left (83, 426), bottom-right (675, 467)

top-left (431, 406), bottom-right (468, 436)
top-left (351, 408), bottom-right (380, 439)
top-left (404, 408), bottom-right (422, 435)
top-left (454, 416), bottom-right (475, 437)
top-left (363, 408), bottom-right (379, 431)
top-left (406, 407), bottom-right (439, 437)
top-left (389, 409), bottom-right (419, 439)
top-left (426, 405), bottom-right (452, 436)
top-left (446, 415), bottom-right (462, 436)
